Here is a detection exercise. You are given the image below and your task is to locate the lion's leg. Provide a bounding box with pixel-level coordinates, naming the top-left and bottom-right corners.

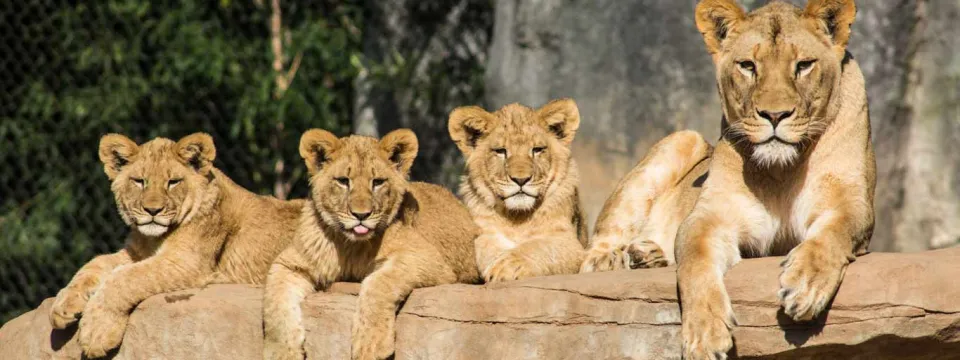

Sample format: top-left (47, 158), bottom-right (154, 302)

top-left (485, 234), bottom-right (584, 282)
top-left (352, 250), bottom-right (453, 360)
top-left (50, 248), bottom-right (133, 329)
top-left (676, 204), bottom-right (746, 360)
top-left (474, 232), bottom-right (516, 280)
top-left (779, 184), bottom-right (871, 322)
top-left (263, 248), bottom-right (319, 360)
top-left (78, 249), bottom-right (212, 357)
top-left (584, 130), bottom-right (710, 273)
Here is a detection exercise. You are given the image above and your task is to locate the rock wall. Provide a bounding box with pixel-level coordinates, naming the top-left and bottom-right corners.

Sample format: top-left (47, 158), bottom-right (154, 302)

top-left (485, 0), bottom-right (960, 251)
top-left (2, 249), bottom-right (958, 359)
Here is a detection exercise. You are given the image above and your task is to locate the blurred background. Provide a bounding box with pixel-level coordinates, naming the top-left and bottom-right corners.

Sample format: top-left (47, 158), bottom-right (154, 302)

top-left (0, 0), bottom-right (956, 323)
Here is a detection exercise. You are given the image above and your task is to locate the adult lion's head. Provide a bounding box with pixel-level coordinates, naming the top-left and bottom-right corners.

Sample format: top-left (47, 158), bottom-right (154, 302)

top-left (299, 129), bottom-right (418, 242)
top-left (448, 99), bottom-right (580, 213)
top-left (696, 0), bottom-right (856, 167)
top-left (98, 133), bottom-right (217, 237)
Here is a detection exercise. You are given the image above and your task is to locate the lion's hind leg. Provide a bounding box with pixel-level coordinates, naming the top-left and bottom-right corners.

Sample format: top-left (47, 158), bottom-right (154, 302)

top-left (583, 131), bottom-right (710, 273)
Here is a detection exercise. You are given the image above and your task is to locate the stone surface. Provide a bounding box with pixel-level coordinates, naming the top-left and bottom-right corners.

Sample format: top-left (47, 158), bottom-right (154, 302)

top-left (2, 249), bottom-right (959, 359)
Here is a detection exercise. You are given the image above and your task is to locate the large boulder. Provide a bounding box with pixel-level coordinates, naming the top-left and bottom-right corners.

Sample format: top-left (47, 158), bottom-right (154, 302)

top-left (2, 249), bottom-right (959, 359)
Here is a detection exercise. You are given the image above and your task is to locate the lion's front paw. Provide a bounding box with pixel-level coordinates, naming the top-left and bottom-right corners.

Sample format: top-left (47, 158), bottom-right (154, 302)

top-left (681, 300), bottom-right (736, 360)
top-left (580, 240), bottom-right (668, 273)
top-left (263, 340), bottom-right (305, 360)
top-left (778, 241), bottom-right (848, 322)
top-left (50, 287), bottom-right (88, 329)
top-left (78, 300), bottom-right (128, 358)
top-left (351, 324), bottom-right (393, 360)
top-left (484, 252), bottom-right (536, 283)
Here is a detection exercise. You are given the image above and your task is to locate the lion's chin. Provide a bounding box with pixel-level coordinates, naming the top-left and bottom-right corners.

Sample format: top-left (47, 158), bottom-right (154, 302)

top-left (503, 194), bottom-right (537, 211)
top-left (137, 223), bottom-right (169, 237)
top-left (751, 141), bottom-right (799, 168)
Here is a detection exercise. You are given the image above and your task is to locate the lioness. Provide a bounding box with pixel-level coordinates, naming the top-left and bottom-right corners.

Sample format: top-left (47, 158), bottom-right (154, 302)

top-left (447, 99), bottom-right (587, 282)
top-left (681, 0), bottom-right (874, 358)
top-left (584, 0), bottom-right (875, 358)
top-left (50, 133), bottom-right (302, 357)
top-left (262, 129), bottom-right (480, 360)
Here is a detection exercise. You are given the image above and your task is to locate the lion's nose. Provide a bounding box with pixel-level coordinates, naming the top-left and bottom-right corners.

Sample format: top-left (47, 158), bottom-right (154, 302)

top-left (144, 206), bottom-right (164, 216)
top-left (756, 108), bottom-right (795, 127)
top-left (510, 176), bottom-right (531, 186)
top-left (351, 211), bottom-right (371, 221)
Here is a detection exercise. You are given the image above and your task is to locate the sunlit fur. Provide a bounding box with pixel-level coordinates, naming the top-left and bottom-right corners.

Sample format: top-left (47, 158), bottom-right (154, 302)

top-left (263, 129), bottom-right (481, 360)
top-left (449, 98), bottom-right (587, 283)
top-left (709, 1), bottom-right (845, 169)
top-left (51, 133), bottom-right (302, 358)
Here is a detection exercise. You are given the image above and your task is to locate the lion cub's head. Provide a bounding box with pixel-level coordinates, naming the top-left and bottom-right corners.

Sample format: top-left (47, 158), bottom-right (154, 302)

top-left (299, 128), bottom-right (418, 242)
top-left (448, 99), bottom-right (580, 213)
top-left (98, 133), bottom-right (217, 237)
top-left (696, 0), bottom-right (856, 167)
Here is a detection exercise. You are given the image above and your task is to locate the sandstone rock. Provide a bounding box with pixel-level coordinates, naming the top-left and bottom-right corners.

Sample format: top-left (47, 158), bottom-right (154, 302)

top-left (2, 249), bottom-right (958, 359)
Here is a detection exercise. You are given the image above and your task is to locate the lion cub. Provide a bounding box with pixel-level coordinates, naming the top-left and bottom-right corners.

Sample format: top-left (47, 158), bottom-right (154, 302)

top-left (448, 99), bottom-right (587, 283)
top-left (49, 133), bottom-right (301, 357)
top-left (262, 129), bottom-right (480, 360)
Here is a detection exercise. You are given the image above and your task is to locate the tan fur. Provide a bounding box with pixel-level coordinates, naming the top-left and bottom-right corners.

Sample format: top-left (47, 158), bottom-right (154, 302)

top-left (49, 133), bottom-right (301, 357)
top-left (674, 1), bottom-right (875, 359)
top-left (448, 99), bottom-right (587, 283)
top-left (262, 129), bottom-right (480, 360)
top-left (582, 131), bottom-right (713, 272)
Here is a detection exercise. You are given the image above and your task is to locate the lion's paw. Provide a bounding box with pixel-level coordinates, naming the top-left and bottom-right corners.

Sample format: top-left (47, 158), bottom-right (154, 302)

top-left (49, 287), bottom-right (87, 329)
top-left (351, 325), bottom-right (393, 360)
top-left (680, 297), bottom-right (736, 360)
top-left (625, 240), bottom-right (669, 269)
top-left (778, 241), bottom-right (847, 322)
top-left (263, 340), bottom-right (305, 360)
top-left (580, 240), bottom-right (668, 273)
top-left (78, 297), bottom-right (128, 358)
top-left (484, 253), bottom-right (536, 283)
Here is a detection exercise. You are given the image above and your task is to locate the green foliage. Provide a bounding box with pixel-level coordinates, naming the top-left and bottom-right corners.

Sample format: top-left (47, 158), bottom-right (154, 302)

top-left (0, 0), bottom-right (364, 323)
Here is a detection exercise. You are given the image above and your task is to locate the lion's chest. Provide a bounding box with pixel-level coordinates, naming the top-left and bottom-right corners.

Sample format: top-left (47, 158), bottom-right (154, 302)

top-left (737, 183), bottom-right (822, 257)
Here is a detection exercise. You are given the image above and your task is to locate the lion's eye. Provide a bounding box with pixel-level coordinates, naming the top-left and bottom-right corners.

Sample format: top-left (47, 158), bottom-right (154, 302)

top-left (493, 148), bottom-right (507, 157)
top-left (737, 60), bottom-right (756, 76)
top-left (335, 177), bottom-right (350, 187)
top-left (372, 178), bottom-right (386, 189)
top-left (167, 178), bottom-right (182, 189)
top-left (532, 146), bottom-right (546, 156)
top-left (131, 178), bottom-right (145, 189)
top-left (796, 59), bottom-right (817, 77)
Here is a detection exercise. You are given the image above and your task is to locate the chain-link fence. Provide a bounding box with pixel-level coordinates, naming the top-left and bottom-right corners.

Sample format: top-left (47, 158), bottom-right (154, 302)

top-left (0, 0), bottom-right (369, 323)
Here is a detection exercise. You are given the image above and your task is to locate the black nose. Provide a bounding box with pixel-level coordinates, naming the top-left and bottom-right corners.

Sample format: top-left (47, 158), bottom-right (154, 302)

top-left (510, 176), bottom-right (531, 186)
top-left (144, 206), bottom-right (163, 216)
top-left (352, 211), bottom-right (371, 221)
top-left (757, 108), bottom-right (795, 126)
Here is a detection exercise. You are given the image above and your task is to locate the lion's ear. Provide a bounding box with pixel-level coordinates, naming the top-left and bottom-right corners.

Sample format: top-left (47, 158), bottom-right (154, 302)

top-left (299, 129), bottom-right (341, 175)
top-left (176, 133), bottom-right (216, 175)
top-left (695, 0), bottom-right (747, 59)
top-left (380, 129), bottom-right (419, 176)
top-left (448, 106), bottom-right (497, 154)
top-left (98, 134), bottom-right (139, 180)
top-left (537, 98), bottom-right (580, 145)
top-left (804, 0), bottom-right (856, 58)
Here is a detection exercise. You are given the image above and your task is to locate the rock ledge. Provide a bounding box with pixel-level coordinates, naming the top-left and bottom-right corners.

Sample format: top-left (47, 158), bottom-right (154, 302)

top-left (2, 249), bottom-right (958, 359)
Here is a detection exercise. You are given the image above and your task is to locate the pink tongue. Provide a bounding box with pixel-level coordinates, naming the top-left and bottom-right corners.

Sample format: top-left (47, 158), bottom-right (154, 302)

top-left (353, 225), bottom-right (370, 235)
